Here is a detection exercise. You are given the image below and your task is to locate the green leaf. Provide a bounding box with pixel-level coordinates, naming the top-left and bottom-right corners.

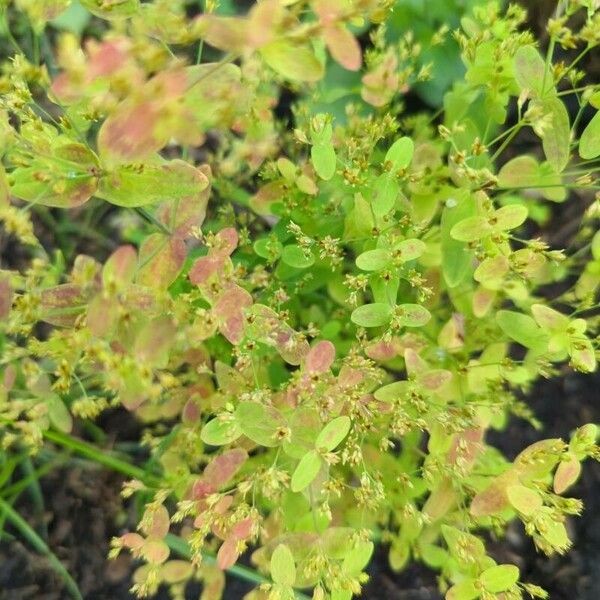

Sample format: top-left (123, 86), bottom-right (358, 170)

top-left (261, 41), bottom-right (324, 82)
top-left (235, 402), bottom-right (284, 447)
top-left (441, 194), bottom-right (477, 287)
top-left (355, 249), bottom-right (391, 271)
top-left (311, 142), bottom-right (336, 180)
top-left (80, 0), bottom-right (139, 20)
top-left (396, 304), bottom-right (431, 327)
top-left (496, 310), bottom-right (549, 351)
top-left (281, 245), bottom-right (315, 269)
top-left (493, 204), bottom-right (528, 231)
top-left (480, 564), bottom-right (519, 593)
top-left (538, 97), bottom-right (570, 173)
top-left (201, 418), bottom-right (242, 446)
top-left (50, 1), bottom-right (92, 34)
top-left (316, 416), bottom-right (351, 451)
top-left (385, 137), bottom-right (414, 170)
top-left (514, 46), bottom-right (550, 98)
top-left (372, 172), bottom-right (399, 217)
top-left (254, 238), bottom-right (283, 260)
top-left (446, 579), bottom-right (480, 600)
top-left (270, 544), bottom-right (296, 586)
top-left (394, 238), bottom-right (426, 262)
top-left (291, 449), bottom-right (322, 492)
top-left (342, 540), bottom-right (374, 575)
top-left (97, 160), bottom-right (208, 207)
top-left (506, 485), bottom-right (543, 516)
top-left (351, 303), bottom-right (392, 328)
top-left (580, 110), bottom-right (600, 159)
top-left (374, 381), bottom-right (406, 402)
top-left (450, 216), bottom-right (490, 242)
top-left (47, 395), bottom-right (73, 433)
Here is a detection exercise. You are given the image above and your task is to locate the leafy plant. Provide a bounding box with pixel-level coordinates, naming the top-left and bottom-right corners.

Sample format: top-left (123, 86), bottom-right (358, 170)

top-left (0, 0), bottom-right (599, 599)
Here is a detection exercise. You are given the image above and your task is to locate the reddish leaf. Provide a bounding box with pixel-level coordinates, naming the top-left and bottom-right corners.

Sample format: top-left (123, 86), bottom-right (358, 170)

top-left (323, 24), bottom-right (362, 71)
top-left (554, 453), bottom-right (581, 494)
top-left (40, 284), bottom-right (90, 327)
top-left (216, 538), bottom-right (240, 570)
top-left (189, 254), bottom-right (224, 287)
top-left (120, 532), bottom-right (145, 551)
top-left (204, 448), bottom-right (248, 488)
top-left (231, 517), bottom-right (254, 540)
top-left (213, 284), bottom-right (253, 344)
top-left (137, 233), bottom-right (188, 290)
top-left (143, 505), bottom-right (170, 538)
top-left (0, 276), bottom-right (13, 320)
top-left (305, 340), bottom-right (336, 374)
top-left (103, 245), bottom-right (137, 288)
top-left (143, 539), bottom-right (170, 565)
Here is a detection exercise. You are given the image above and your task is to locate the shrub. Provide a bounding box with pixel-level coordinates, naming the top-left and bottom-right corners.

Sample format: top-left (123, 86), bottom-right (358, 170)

top-left (0, 0), bottom-right (599, 599)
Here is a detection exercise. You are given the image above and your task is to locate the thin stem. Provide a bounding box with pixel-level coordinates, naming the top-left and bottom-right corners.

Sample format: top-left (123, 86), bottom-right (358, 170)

top-left (42, 429), bottom-right (159, 486)
top-left (134, 207), bottom-right (172, 236)
top-left (0, 498), bottom-right (83, 600)
top-left (490, 123), bottom-right (523, 163)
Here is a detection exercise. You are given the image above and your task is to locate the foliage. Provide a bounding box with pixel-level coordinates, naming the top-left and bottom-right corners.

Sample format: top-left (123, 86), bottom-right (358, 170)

top-left (0, 1), bottom-right (599, 599)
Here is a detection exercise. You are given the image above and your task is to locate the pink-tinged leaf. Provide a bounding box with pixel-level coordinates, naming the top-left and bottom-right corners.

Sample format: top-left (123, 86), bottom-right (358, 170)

top-left (554, 453), bottom-right (581, 494)
top-left (40, 284), bottom-right (89, 327)
top-left (97, 69), bottom-right (190, 162)
top-left (448, 427), bottom-right (484, 468)
top-left (192, 479), bottom-right (215, 500)
top-left (419, 369), bottom-right (452, 391)
top-left (0, 277), bottom-right (13, 320)
top-left (214, 496), bottom-right (234, 518)
top-left (143, 505), bottom-right (170, 538)
top-left (198, 564), bottom-right (226, 600)
top-left (137, 233), bottom-right (187, 290)
top-left (98, 103), bottom-right (166, 163)
top-left (323, 24), bottom-right (362, 71)
top-left (473, 287), bottom-right (495, 318)
top-left (87, 38), bottom-right (131, 80)
top-left (247, 304), bottom-right (310, 365)
top-left (365, 339), bottom-right (399, 361)
top-left (231, 517), bottom-right (254, 540)
top-left (216, 538), bottom-right (240, 570)
top-left (305, 340), bottom-right (335, 374)
top-left (143, 538), bottom-right (170, 564)
top-left (189, 254), bottom-right (223, 287)
top-left (157, 164), bottom-right (212, 236)
top-left (213, 284), bottom-right (253, 344)
top-left (103, 245), bottom-right (137, 288)
top-left (404, 348), bottom-right (428, 377)
top-left (215, 228), bottom-right (239, 257)
top-left (204, 449), bottom-right (248, 488)
top-left (121, 532), bottom-right (145, 551)
top-left (250, 180), bottom-right (286, 215)
top-left (134, 316), bottom-right (176, 367)
top-left (194, 15), bottom-right (250, 53)
top-left (161, 560), bottom-right (194, 584)
top-left (337, 366), bottom-right (364, 388)
top-left (3, 366), bottom-right (16, 390)
top-left (182, 399), bottom-right (201, 423)
top-left (86, 296), bottom-right (117, 338)
top-left (470, 474), bottom-right (514, 517)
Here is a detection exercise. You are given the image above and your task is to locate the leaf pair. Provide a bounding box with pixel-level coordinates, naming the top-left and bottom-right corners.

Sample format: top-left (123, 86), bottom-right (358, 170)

top-left (290, 416), bottom-right (351, 492)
